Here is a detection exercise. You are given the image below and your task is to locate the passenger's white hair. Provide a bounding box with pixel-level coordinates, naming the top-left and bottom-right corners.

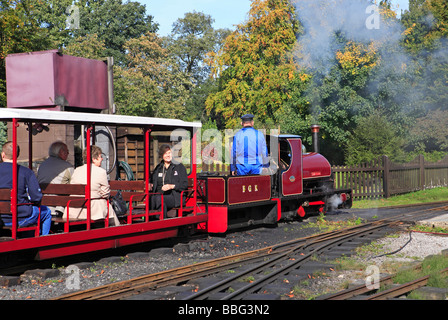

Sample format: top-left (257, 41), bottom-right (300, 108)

top-left (49, 141), bottom-right (67, 158)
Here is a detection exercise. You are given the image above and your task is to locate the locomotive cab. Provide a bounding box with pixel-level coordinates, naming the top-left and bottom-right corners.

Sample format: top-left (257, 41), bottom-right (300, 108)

top-left (273, 134), bottom-right (351, 219)
top-left (273, 135), bottom-right (303, 197)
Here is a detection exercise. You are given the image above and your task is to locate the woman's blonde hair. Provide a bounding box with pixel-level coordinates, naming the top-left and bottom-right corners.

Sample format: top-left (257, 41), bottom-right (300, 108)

top-left (82, 145), bottom-right (102, 163)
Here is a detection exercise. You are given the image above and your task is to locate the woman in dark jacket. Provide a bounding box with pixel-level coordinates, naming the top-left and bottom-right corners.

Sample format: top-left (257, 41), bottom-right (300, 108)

top-left (150, 144), bottom-right (188, 218)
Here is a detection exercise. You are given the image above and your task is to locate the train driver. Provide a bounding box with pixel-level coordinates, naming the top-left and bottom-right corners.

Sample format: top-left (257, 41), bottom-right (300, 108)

top-left (230, 114), bottom-right (269, 176)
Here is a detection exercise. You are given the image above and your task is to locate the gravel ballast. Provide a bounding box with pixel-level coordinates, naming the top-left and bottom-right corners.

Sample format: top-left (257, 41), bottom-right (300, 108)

top-left (0, 209), bottom-right (447, 300)
top-left (300, 231), bottom-right (448, 299)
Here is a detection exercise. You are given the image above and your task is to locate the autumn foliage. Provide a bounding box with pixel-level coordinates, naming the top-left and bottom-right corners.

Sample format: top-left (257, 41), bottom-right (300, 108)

top-left (205, 0), bottom-right (306, 128)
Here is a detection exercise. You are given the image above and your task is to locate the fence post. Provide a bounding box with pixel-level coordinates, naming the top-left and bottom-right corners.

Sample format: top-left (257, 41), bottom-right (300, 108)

top-left (419, 154), bottom-right (425, 191)
top-left (382, 155), bottom-right (390, 198)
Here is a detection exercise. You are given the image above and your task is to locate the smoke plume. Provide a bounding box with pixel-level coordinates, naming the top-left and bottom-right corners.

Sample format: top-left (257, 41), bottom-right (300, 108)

top-left (293, 0), bottom-right (406, 75)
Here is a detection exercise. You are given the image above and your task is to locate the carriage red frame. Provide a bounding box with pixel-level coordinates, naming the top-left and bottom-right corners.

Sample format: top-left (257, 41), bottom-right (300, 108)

top-left (0, 108), bottom-right (207, 260)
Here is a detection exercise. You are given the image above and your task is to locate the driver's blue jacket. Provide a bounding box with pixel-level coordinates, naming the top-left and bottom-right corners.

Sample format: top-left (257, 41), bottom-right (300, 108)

top-left (230, 126), bottom-right (268, 175)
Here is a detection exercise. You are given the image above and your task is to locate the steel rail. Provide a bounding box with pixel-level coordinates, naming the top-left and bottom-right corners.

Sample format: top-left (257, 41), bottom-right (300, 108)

top-left (364, 267), bottom-right (448, 300)
top-left (53, 203), bottom-right (448, 300)
top-left (185, 203), bottom-right (448, 300)
top-left (53, 228), bottom-right (347, 300)
top-left (320, 245), bottom-right (448, 299)
top-left (53, 246), bottom-right (276, 300)
top-left (219, 222), bottom-right (392, 300)
top-left (317, 275), bottom-right (394, 300)
top-left (182, 239), bottom-right (312, 300)
top-left (319, 261), bottom-right (448, 301)
top-left (54, 222), bottom-right (382, 300)
top-left (183, 221), bottom-right (395, 300)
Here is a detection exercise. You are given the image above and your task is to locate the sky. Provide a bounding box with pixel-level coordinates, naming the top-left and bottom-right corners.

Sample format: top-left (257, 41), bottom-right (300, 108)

top-left (140, 0), bottom-right (410, 37)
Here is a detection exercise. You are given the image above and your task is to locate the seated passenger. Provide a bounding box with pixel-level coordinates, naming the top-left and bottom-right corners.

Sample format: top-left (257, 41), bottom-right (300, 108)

top-left (63, 146), bottom-right (119, 226)
top-left (37, 141), bottom-right (74, 216)
top-left (0, 142), bottom-right (52, 235)
top-left (150, 144), bottom-right (188, 218)
top-left (38, 141), bottom-right (73, 185)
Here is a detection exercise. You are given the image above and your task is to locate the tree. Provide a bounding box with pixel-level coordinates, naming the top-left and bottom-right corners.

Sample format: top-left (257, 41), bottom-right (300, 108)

top-left (0, 0), bottom-right (56, 108)
top-left (304, 39), bottom-right (379, 163)
top-left (114, 32), bottom-right (191, 119)
top-left (1, 0), bottom-right (159, 107)
top-left (406, 109), bottom-right (448, 155)
top-left (401, 0), bottom-right (448, 54)
top-left (398, 0), bottom-right (448, 154)
top-left (167, 11), bottom-right (230, 85)
top-left (29, 0), bottom-right (158, 64)
top-left (75, 0), bottom-right (158, 64)
top-left (166, 11), bottom-right (231, 122)
top-left (273, 69), bottom-right (312, 143)
top-left (205, 0), bottom-right (305, 129)
top-left (62, 33), bottom-right (107, 60)
top-left (25, 0), bottom-right (73, 47)
top-left (345, 112), bottom-right (405, 165)
top-left (294, 1), bottom-right (420, 164)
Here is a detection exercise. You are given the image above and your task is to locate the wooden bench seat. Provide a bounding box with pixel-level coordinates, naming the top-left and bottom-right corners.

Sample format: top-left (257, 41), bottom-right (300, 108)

top-left (109, 180), bottom-right (159, 223)
top-left (40, 184), bottom-right (86, 208)
top-left (40, 183), bottom-right (107, 232)
top-left (0, 188), bottom-right (40, 237)
top-left (41, 181), bottom-right (160, 227)
top-left (0, 189), bottom-right (11, 215)
top-left (166, 178), bottom-right (196, 218)
top-left (1, 177), bottom-right (198, 235)
top-left (109, 179), bottom-right (196, 221)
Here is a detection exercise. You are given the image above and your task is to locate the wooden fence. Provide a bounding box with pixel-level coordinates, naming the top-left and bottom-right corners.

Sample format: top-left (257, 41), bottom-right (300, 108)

top-left (333, 155), bottom-right (448, 200)
top-left (202, 154), bottom-right (448, 200)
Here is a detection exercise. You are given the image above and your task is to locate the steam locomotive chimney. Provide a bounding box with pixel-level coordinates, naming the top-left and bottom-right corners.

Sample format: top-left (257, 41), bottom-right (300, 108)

top-left (311, 124), bottom-right (320, 153)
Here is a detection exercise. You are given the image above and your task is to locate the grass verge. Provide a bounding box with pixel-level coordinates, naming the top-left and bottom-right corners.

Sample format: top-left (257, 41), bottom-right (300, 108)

top-left (352, 187), bottom-right (448, 209)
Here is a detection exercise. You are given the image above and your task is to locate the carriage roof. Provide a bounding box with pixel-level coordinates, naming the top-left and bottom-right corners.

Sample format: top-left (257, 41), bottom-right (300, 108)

top-left (0, 108), bottom-right (201, 130)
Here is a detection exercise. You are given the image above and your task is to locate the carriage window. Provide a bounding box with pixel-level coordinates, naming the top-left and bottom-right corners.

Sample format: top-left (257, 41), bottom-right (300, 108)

top-left (115, 128), bottom-right (192, 180)
top-left (279, 140), bottom-right (291, 171)
top-left (151, 130), bottom-right (192, 175)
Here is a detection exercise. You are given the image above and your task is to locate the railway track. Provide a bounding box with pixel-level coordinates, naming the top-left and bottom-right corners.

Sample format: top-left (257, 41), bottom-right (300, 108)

top-left (52, 204), bottom-right (448, 300)
top-left (52, 220), bottom-right (397, 300)
top-left (185, 223), bottom-right (392, 300)
top-left (319, 266), bottom-right (448, 300)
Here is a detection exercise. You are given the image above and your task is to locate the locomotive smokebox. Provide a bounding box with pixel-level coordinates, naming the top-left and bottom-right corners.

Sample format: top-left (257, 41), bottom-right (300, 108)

top-left (311, 124), bottom-right (320, 153)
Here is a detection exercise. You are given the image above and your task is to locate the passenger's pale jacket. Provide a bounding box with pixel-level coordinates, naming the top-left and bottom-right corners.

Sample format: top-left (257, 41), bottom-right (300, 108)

top-left (63, 164), bottom-right (119, 226)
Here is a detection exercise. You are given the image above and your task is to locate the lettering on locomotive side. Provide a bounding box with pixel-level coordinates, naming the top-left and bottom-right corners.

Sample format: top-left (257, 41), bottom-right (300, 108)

top-left (242, 184), bottom-right (258, 193)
